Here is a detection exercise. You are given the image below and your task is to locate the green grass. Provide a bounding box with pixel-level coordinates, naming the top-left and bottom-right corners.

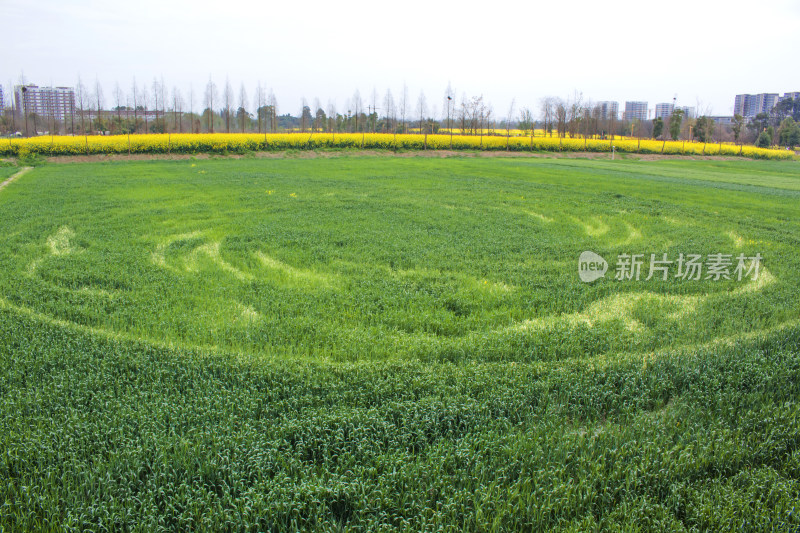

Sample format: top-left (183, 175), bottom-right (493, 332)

top-left (1, 156), bottom-right (799, 531)
top-left (0, 167), bottom-right (18, 181)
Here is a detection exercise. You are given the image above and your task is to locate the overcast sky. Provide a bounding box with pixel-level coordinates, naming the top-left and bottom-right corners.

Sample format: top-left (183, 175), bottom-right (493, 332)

top-left (3, 0), bottom-right (799, 117)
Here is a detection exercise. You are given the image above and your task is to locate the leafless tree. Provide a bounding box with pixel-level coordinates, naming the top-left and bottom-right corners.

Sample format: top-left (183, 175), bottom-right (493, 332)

top-left (540, 97), bottom-right (555, 137)
top-left (268, 90), bottom-right (278, 132)
top-left (131, 78), bottom-right (139, 133)
top-left (312, 98), bottom-right (323, 132)
top-left (188, 85), bottom-right (196, 133)
top-left (519, 107), bottom-right (534, 136)
top-left (173, 86), bottom-right (184, 133)
top-left (141, 82), bottom-right (149, 133)
top-left (151, 77), bottom-right (161, 133)
top-left (160, 76), bottom-right (167, 130)
top-left (205, 76), bottom-right (217, 133)
top-left (114, 82), bottom-right (123, 133)
top-left (327, 99), bottom-right (337, 136)
top-left (223, 77), bottom-right (233, 133)
top-left (350, 90), bottom-right (363, 133)
top-left (254, 82), bottom-right (265, 134)
top-left (399, 84), bottom-right (408, 134)
top-left (567, 92), bottom-right (583, 138)
top-left (505, 98), bottom-right (516, 148)
top-left (416, 91), bottom-right (428, 135)
top-left (238, 83), bottom-right (248, 133)
top-left (555, 99), bottom-right (567, 138)
top-left (90, 78), bottom-right (104, 133)
top-left (76, 76), bottom-right (88, 136)
top-left (9, 79), bottom-right (18, 134)
top-left (383, 89), bottom-right (395, 134)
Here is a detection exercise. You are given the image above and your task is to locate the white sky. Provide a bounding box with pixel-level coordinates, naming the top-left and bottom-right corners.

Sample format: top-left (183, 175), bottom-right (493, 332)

top-left (3, 0), bottom-right (799, 117)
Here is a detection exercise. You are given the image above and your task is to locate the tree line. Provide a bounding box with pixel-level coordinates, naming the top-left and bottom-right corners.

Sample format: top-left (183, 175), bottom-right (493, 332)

top-left (2, 76), bottom-right (798, 149)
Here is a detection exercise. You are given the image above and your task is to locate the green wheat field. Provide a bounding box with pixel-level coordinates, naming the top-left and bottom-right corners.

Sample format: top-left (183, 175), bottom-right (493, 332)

top-left (1, 155), bottom-right (799, 531)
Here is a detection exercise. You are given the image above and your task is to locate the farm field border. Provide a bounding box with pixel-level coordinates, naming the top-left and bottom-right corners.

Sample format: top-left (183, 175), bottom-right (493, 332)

top-left (1, 132), bottom-right (795, 160)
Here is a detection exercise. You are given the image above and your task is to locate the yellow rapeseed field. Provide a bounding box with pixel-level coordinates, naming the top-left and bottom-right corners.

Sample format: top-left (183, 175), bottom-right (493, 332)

top-left (0, 133), bottom-right (792, 159)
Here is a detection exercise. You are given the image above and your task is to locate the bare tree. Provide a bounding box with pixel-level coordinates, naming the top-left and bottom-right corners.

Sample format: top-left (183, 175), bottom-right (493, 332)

top-left (540, 97), bottom-right (555, 137)
top-left (151, 77), bottom-right (161, 133)
top-left (383, 89), bottom-right (395, 134)
top-left (188, 85), bottom-right (195, 133)
top-left (519, 107), bottom-right (534, 136)
top-left (238, 83), bottom-right (248, 133)
top-left (160, 76), bottom-right (167, 132)
top-left (555, 98), bottom-right (567, 138)
top-left (131, 78), bottom-right (139, 134)
top-left (327, 99), bottom-right (337, 136)
top-left (399, 84), bottom-right (408, 134)
top-left (369, 88), bottom-right (379, 133)
top-left (313, 98), bottom-right (323, 132)
top-left (114, 82), bottom-right (123, 133)
top-left (505, 98), bottom-right (516, 148)
top-left (141, 82), bottom-right (149, 133)
top-left (268, 89), bottom-right (278, 132)
top-left (9, 79), bottom-right (18, 135)
top-left (173, 86), bottom-right (184, 133)
top-left (351, 90), bottom-right (362, 133)
top-left (254, 82), bottom-right (265, 134)
top-left (416, 91), bottom-right (428, 135)
top-left (222, 78), bottom-right (233, 133)
top-left (76, 76), bottom-right (88, 136)
top-left (90, 78), bottom-right (104, 133)
top-left (205, 76), bottom-right (217, 133)
top-left (567, 91), bottom-right (583, 138)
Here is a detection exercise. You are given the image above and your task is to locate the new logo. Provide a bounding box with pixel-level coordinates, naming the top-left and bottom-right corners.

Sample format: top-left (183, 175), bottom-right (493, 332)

top-left (578, 251), bottom-right (608, 283)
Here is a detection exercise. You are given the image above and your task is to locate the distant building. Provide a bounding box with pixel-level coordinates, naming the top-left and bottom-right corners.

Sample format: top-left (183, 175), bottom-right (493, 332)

top-left (733, 93), bottom-right (780, 118)
top-left (14, 84), bottom-right (75, 120)
top-left (0, 86), bottom-right (4, 116)
top-left (596, 101), bottom-right (618, 120)
top-left (708, 116), bottom-right (734, 126)
top-left (623, 101), bottom-right (648, 122)
top-left (654, 103), bottom-right (694, 120)
top-left (654, 103), bottom-right (673, 120)
top-left (778, 91), bottom-right (800, 103)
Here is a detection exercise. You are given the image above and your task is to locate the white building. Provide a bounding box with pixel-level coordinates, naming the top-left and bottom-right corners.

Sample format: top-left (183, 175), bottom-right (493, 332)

top-left (596, 101), bottom-right (619, 120)
top-left (623, 101), bottom-right (648, 122)
top-left (14, 84), bottom-right (75, 120)
top-left (734, 93), bottom-right (779, 118)
top-left (654, 103), bottom-right (673, 120)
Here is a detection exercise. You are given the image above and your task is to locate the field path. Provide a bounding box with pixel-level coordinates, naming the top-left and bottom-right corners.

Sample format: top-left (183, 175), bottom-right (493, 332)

top-left (0, 167), bottom-right (33, 192)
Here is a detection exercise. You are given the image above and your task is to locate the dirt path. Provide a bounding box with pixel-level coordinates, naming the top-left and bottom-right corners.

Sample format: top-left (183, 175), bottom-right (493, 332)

top-left (0, 167), bottom-right (33, 192)
top-left (16, 151), bottom-right (775, 165)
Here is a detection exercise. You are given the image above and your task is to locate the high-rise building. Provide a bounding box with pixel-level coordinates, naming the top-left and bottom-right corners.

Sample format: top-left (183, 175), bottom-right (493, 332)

top-left (654, 103), bottom-right (673, 119)
top-left (655, 103), bottom-right (694, 120)
top-left (596, 101), bottom-right (618, 120)
top-left (0, 86), bottom-right (4, 116)
top-left (733, 93), bottom-right (780, 118)
top-left (754, 94), bottom-right (779, 116)
top-left (623, 101), bottom-right (648, 122)
top-left (14, 84), bottom-right (75, 120)
top-left (779, 91), bottom-right (800, 103)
